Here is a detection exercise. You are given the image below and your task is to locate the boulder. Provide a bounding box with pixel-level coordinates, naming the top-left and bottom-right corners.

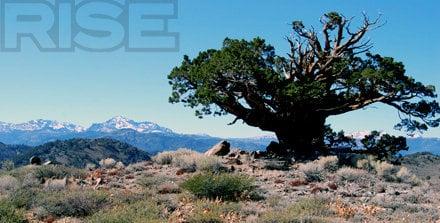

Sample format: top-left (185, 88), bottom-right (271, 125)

top-left (205, 140), bottom-right (230, 156)
top-left (266, 141), bottom-right (284, 156)
top-left (29, 156), bottom-right (42, 165)
top-left (250, 150), bottom-right (267, 159)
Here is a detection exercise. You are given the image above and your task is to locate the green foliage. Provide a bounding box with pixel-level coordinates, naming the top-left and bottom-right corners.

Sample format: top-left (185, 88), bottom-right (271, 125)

top-left (181, 173), bottom-right (254, 201)
top-left (0, 200), bottom-right (26, 223)
top-left (87, 200), bottom-right (164, 223)
top-left (35, 190), bottom-right (109, 218)
top-left (361, 131), bottom-right (408, 162)
top-left (324, 125), bottom-right (356, 151)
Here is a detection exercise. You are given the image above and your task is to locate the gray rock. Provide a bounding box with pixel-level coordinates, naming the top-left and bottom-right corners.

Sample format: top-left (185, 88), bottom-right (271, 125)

top-left (205, 140), bottom-right (231, 156)
top-left (43, 161), bottom-right (53, 166)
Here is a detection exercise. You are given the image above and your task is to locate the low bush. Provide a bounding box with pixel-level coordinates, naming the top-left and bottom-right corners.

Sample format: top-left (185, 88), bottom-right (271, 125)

top-left (316, 156), bottom-right (339, 172)
top-left (0, 200), bottom-right (26, 223)
top-left (181, 173), bottom-right (254, 201)
top-left (374, 161), bottom-right (400, 181)
top-left (157, 182), bottom-right (181, 194)
top-left (335, 167), bottom-right (371, 184)
top-left (196, 156), bottom-right (227, 173)
top-left (298, 162), bottom-right (324, 182)
top-left (396, 167), bottom-right (421, 186)
top-left (7, 186), bottom-right (38, 209)
top-left (35, 190), bottom-right (109, 218)
top-left (298, 156), bottom-right (339, 182)
top-left (259, 197), bottom-right (334, 223)
top-left (355, 156), bottom-right (376, 172)
top-left (33, 165), bottom-right (85, 181)
top-left (136, 174), bottom-right (177, 191)
top-left (88, 200), bottom-right (164, 223)
top-left (0, 175), bottom-right (19, 194)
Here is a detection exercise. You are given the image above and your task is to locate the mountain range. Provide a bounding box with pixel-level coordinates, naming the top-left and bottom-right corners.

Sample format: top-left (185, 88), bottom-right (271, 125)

top-left (0, 116), bottom-right (438, 155)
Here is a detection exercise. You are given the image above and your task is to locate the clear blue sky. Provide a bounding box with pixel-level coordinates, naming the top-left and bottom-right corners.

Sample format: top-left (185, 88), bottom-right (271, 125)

top-left (0, 0), bottom-right (439, 138)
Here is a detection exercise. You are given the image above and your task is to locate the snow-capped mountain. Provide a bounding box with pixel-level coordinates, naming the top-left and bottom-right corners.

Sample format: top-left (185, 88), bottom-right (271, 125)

top-left (0, 119), bottom-right (85, 133)
top-left (347, 130), bottom-right (392, 139)
top-left (87, 116), bottom-right (173, 134)
top-left (0, 117), bottom-right (438, 155)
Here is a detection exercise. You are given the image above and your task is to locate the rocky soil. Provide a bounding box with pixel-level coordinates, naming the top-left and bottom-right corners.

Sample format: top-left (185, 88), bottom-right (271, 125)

top-left (1, 148), bottom-right (440, 223)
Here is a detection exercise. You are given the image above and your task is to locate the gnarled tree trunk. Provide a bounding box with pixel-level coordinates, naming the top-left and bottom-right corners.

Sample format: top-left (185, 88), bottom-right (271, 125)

top-left (272, 113), bottom-right (327, 160)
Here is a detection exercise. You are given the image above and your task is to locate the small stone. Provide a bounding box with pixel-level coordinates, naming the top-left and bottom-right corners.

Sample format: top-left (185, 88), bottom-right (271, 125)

top-left (43, 161), bottom-right (53, 165)
top-left (327, 182), bottom-right (338, 190)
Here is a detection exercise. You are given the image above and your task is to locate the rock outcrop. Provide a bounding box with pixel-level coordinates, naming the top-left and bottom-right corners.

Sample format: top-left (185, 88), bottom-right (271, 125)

top-left (205, 141), bottom-right (231, 156)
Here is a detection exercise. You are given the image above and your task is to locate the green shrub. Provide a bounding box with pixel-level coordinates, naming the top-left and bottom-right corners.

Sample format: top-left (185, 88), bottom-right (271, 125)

top-left (181, 173), bottom-right (254, 201)
top-left (88, 200), bottom-right (164, 223)
top-left (259, 197), bottom-right (333, 223)
top-left (35, 190), bottom-right (109, 218)
top-left (7, 187), bottom-right (38, 209)
top-left (360, 131), bottom-right (408, 162)
top-left (33, 165), bottom-right (85, 181)
top-left (0, 200), bottom-right (26, 223)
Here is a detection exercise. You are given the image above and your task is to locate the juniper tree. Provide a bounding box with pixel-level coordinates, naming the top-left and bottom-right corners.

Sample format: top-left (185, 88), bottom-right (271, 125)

top-left (168, 12), bottom-right (440, 159)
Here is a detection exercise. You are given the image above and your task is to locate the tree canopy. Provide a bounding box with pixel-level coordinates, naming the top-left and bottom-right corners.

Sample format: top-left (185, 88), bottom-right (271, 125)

top-left (168, 12), bottom-right (439, 159)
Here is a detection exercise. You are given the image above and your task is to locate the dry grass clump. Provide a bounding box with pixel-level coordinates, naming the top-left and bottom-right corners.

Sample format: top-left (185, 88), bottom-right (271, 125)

top-left (259, 197), bottom-right (335, 223)
top-left (196, 156), bottom-right (227, 173)
top-left (154, 148), bottom-right (197, 165)
top-left (396, 167), bottom-right (421, 186)
top-left (0, 175), bottom-right (19, 194)
top-left (335, 167), bottom-right (371, 184)
top-left (354, 157), bottom-right (421, 186)
top-left (43, 178), bottom-right (68, 191)
top-left (154, 149), bottom-right (226, 173)
top-left (316, 156), bottom-right (339, 172)
top-left (99, 158), bottom-right (117, 169)
top-left (297, 156), bottom-right (339, 182)
top-left (158, 182), bottom-right (181, 194)
top-left (137, 174), bottom-right (176, 189)
top-left (373, 161), bottom-right (420, 185)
